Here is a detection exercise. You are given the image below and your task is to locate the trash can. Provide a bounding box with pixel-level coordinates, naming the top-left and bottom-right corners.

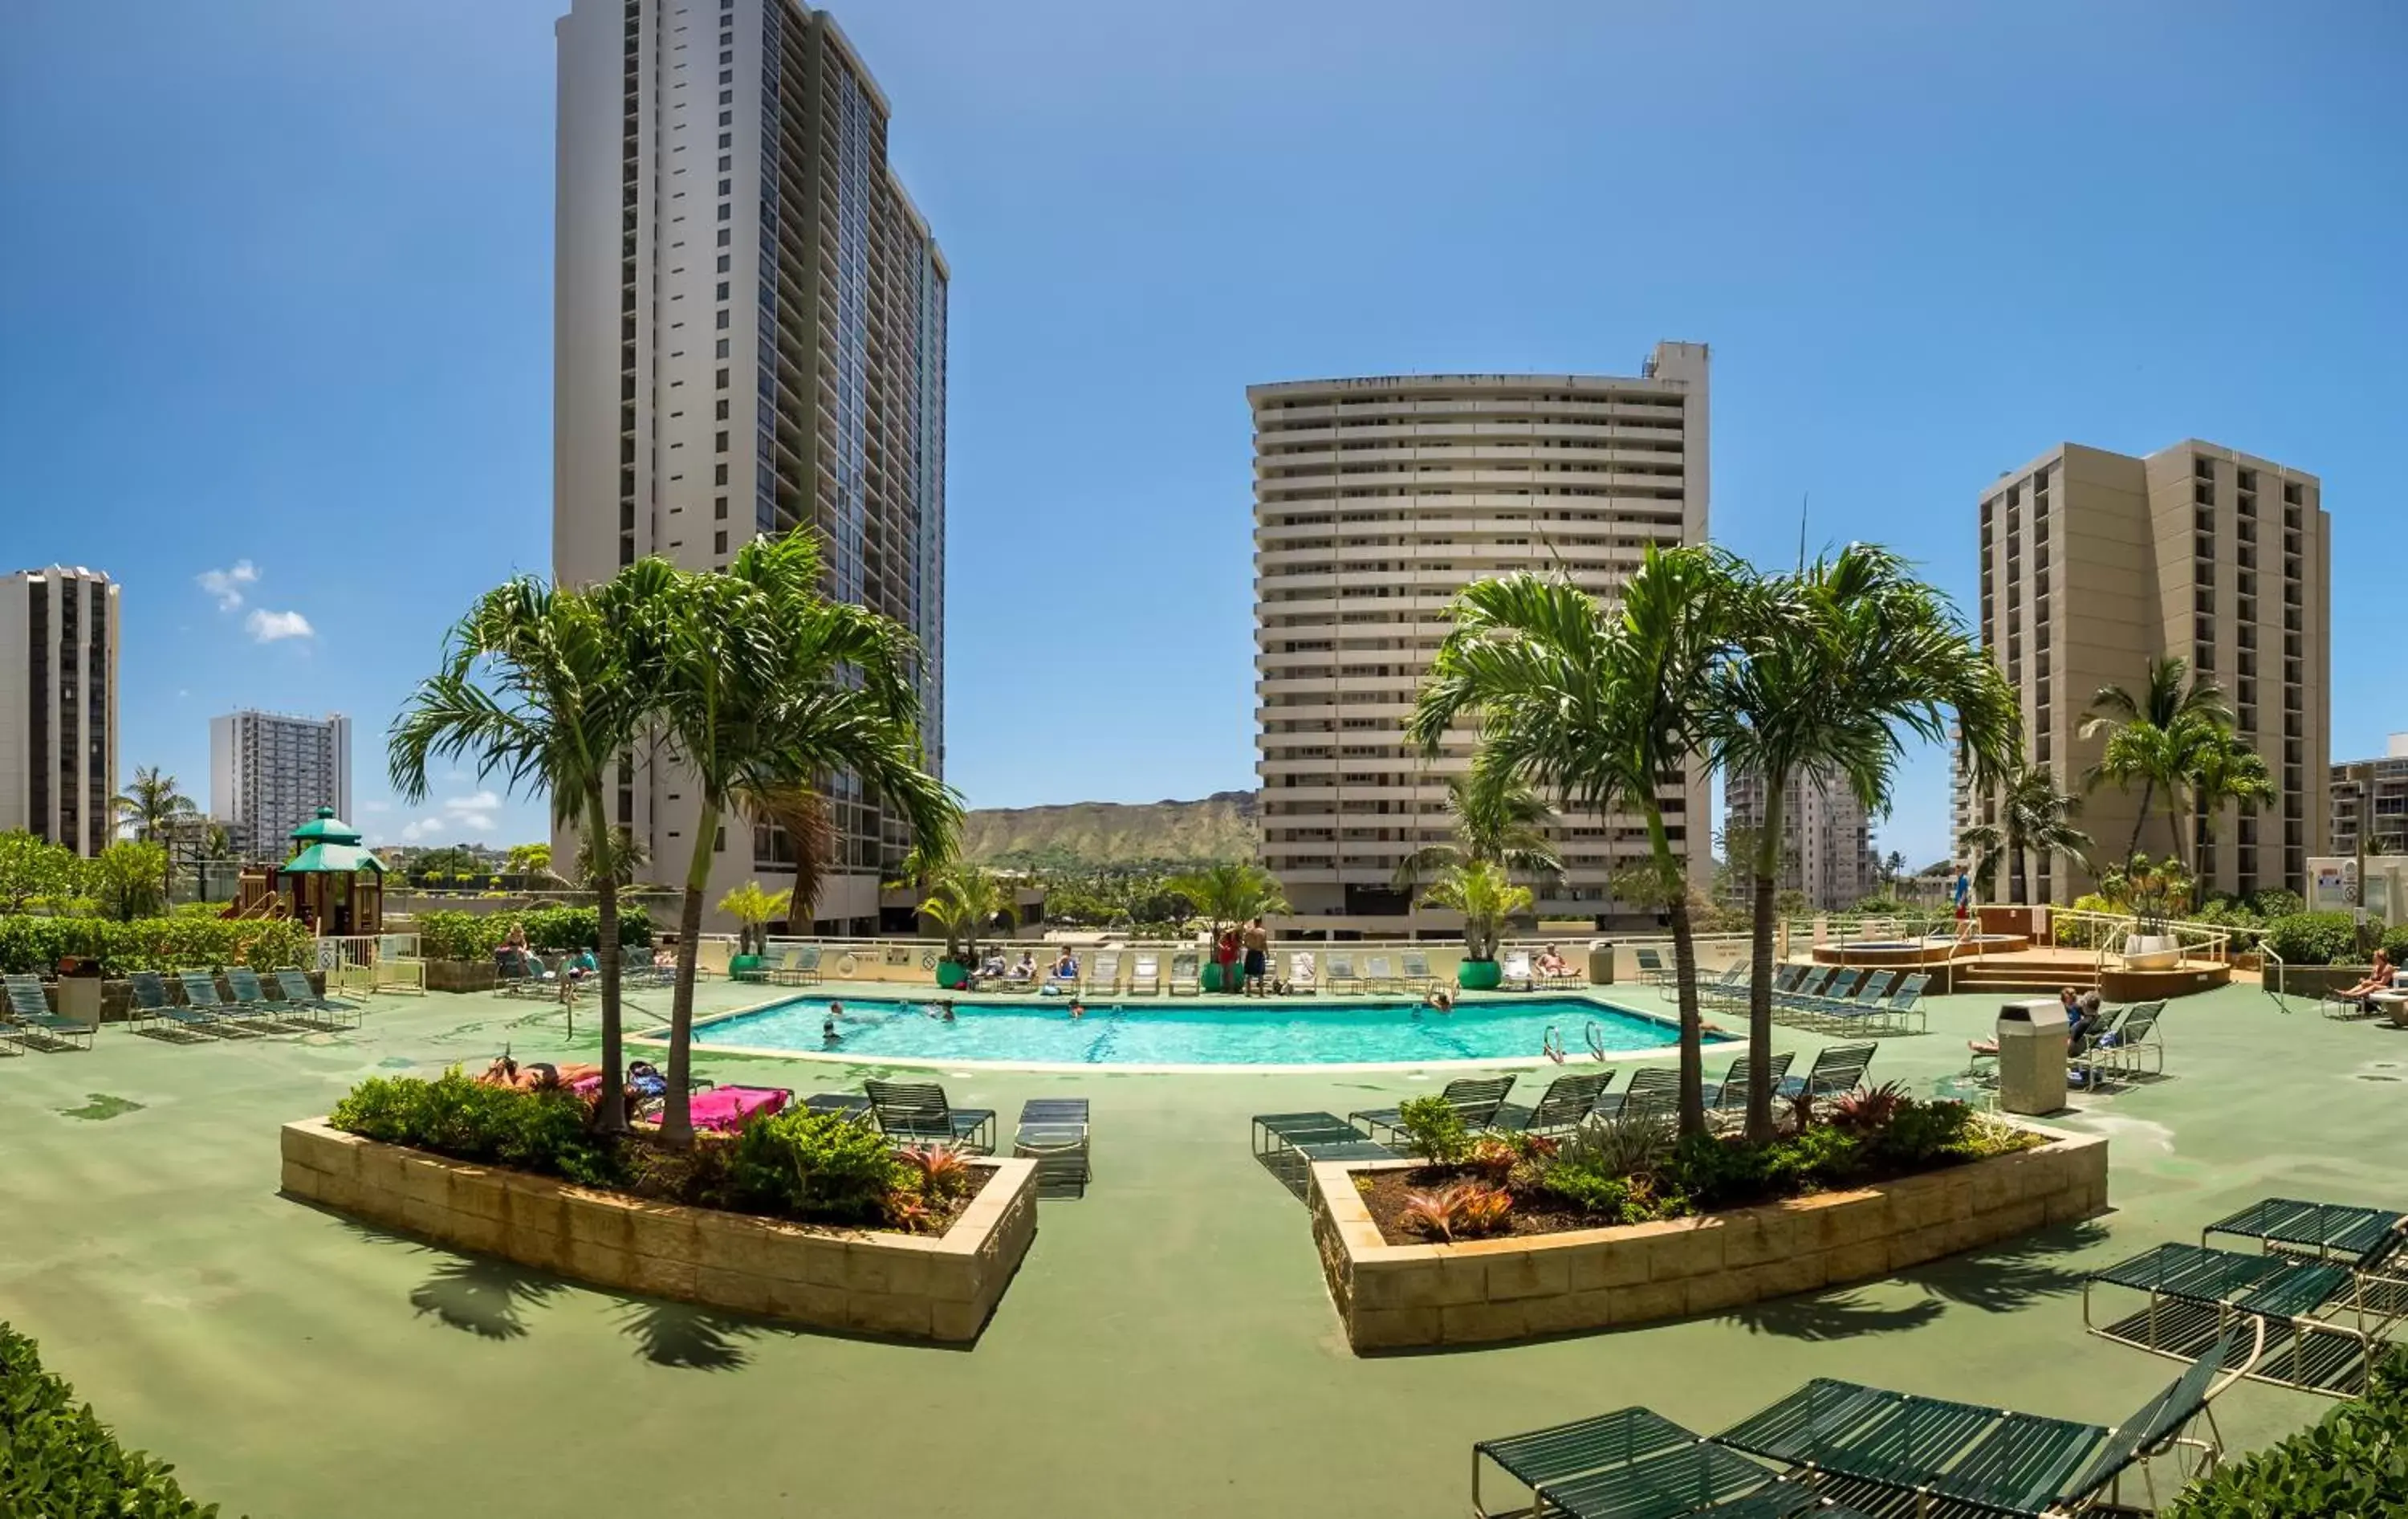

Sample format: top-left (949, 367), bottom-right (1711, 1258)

top-left (1587, 940), bottom-right (1615, 986)
top-left (55, 957), bottom-right (104, 1028)
top-left (1995, 997), bottom-right (2068, 1115)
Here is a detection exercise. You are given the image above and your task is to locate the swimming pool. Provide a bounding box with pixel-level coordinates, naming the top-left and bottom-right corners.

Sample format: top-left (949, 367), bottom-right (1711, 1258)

top-left (677, 994), bottom-right (1724, 1071)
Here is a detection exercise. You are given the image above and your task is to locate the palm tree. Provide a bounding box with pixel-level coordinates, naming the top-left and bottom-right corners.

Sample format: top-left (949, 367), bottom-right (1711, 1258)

top-left (919, 861), bottom-right (1016, 973)
top-left (649, 533), bottom-right (958, 1146)
top-left (1957, 764), bottom-right (2093, 906)
top-left (1882, 849), bottom-right (1906, 894)
top-left (2081, 657), bottom-right (2231, 864)
top-left (1391, 768), bottom-right (1564, 893)
top-left (2188, 727), bottom-right (2276, 864)
top-left (1167, 861), bottom-right (1290, 983)
top-left (1419, 859), bottom-right (1531, 963)
top-left (718, 880), bottom-right (793, 958)
top-left (1409, 546), bottom-right (1743, 1136)
top-left (113, 766), bottom-right (195, 842)
top-left (1712, 544), bottom-right (2021, 1141)
top-left (389, 566), bottom-right (669, 1134)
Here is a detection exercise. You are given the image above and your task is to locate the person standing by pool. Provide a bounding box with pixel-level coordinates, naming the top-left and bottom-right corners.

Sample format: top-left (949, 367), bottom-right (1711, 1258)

top-left (1243, 917), bottom-right (1271, 997)
top-left (1952, 865), bottom-right (1975, 941)
top-left (1214, 926), bottom-right (1242, 993)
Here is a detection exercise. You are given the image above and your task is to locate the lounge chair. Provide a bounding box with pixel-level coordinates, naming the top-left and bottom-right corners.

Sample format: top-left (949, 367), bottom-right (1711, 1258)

top-left (734, 947), bottom-right (785, 984)
top-left (1361, 954), bottom-right (1398, 994)
top-left (1287, 951), bottom-right (1317, 994)
top-left (1715, 1326), bottom-right (2257, 1519)
top-left (125, 969), bottom-right (221, 1034)
top-left (864, 1078), bottom-right (996, 1155)
top-left (1492, 1069), bottom-right (1617, 1135)
top-left (1, 973), bottom-right (96, 1051)
top-left (1804, 967), bottom-right (1866, 1016)
top-left (1537, 952), bottom-right (1584, 992)
top-left (1499, 948), bottom-right (1535, 992)
top-left (2084, 1239), bottom-right (2384, 1397)
top-left (1632, 946), bottom-right (1672, 987)
top-left (1085, 950), bottom-right (1123, 997)
top-left (675, 1084), bottom-right (791, 1133)
top-left (995, 959), bottom-right (1044, 995)
top-left (1166, 952), bottom-right (1202, 996)
top-left (1473, 1407), bottom-right (1800, 1519)
top-left (226, 967), bottom-right (312, 1028)
top-left (774, 944), bottom-right (824, 986)
top-left (1125, 953), bottom-right (1162, 996)
top-left (1399, 951), bottom-right (1436, 996)
top-left (177, 971), bottom-right (266, 1028)
top-left (2096, 1000), bottom-right (2165, 1078)
top-left (1810, 970), bottom-right (1896, 1027)
top-left (274, 967), bottom-right (363, 1029)
top-left (1701, 1051), bottom-right (1797, 1123)
top-left (1325, 953), bottom-right (1361, 994)
top-left (1591, 1066), bottom-right (1681, 1122)
top-left (1779, 1040), bottom-right (1876, 1102)
top-left (1697, 963), bottom-right (1749, 1009)
top-left (1873, 972), bottom-right (1930, 1034)
top-left (1014, 1098), bottom-right (1092, 1198)
top-left (1251, 1110), bottom-right (1398, 1202)
top-left (1348, 1076), bottom-right (1518, 1144)
top-left (2203, 1196), bottom-right (2408, 1274)
top-left (1771, 965), bottom-right (1835, 1015)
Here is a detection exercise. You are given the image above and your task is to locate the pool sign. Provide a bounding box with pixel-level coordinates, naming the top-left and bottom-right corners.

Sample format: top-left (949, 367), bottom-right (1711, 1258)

top-left (2310, 860), bottom-right (2357, 912)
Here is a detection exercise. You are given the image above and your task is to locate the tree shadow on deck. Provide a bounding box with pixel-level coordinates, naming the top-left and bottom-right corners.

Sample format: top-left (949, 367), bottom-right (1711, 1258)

top-left (1732, 1220), bottom-right (2110, 1342)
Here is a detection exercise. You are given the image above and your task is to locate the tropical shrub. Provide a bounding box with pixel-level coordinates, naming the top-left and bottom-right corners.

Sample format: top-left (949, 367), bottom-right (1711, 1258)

top-left (0, 1323), bottom-right (219, 1517)
top-left (2053, 894), bottom-right (2121, 948)
top-left (2382, 925), bottom-right (2408, 966)
top-left (1560, 1113), bottom-right (1676, 1179)
top-left (0, 914), bottom-right (311, 975)
top-left (330, 1071), bottom-right (620, 1186)
top-left (1827, 1081), bottom-right (1910, 1135)
top-left (2246, 888), bottom-right (2304, 920)
top-left (1397, 1181), bottom-right (1514, 1242)
top-left (1394, 1095), bottom-right (1472, 1164)
top-left (1866, 1095), bottom-right (1977, 1167)
top-left (723, 1107), bottom-right (904, 1224)
top-left (2165, 1346), bottom-right (2408, 1517)
top-left (414, 910), bottom-right (514, 962)
top-left (2263, 912), bottom-right (2359, 967)
top-left (413, 906), bottom-right (653, 963)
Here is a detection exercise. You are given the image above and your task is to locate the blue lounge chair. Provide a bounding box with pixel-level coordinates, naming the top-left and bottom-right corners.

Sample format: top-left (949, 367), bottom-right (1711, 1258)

top-left (1701, 1051), bottom-right (1796, 1124)
top-left (1778, 1041), bottom-right (1876, 1102)
top-left (275, 967), bottom-right (363, 1029)
top-left (124, 969), bottom-right (222, 1034)
top-left (1252, 1111), bottom-right (1398, 1203)
top-left (226, 967), bottom-right (307, 1028)
top-left (864, 1079), bottom-right (996, 1155)
top-left (2, 973), bottom-right (95, 1051)
top-left (1492, 1069), bottom-right (1617, 1135)
top-left (1347, 1076), bottom-right (1519, 1144)
top-left (1590, 1066), bottom-right (1681, 1122)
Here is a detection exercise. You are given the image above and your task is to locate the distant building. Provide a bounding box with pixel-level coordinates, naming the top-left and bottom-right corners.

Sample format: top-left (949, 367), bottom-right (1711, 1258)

top-left (209, 710), bottom-right (352, 861)
top-left (1250, 345), bottom-right (1713, 932)
top-left (0, 566), bottom-right (118, 856)
top-left (1957, 440), bottom-right (2330, 902)
top-left (2330, 735), bottom-right (2408, 858)
top-left (1723, 765), bottom-right (1876, 911)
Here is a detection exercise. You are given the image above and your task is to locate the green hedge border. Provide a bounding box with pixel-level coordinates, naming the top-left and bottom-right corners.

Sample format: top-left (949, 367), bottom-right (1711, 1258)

top-left (0, 1322), bottom-right (226, 1517)
top-left (2166, 1345), bottom-right (2408, 1516)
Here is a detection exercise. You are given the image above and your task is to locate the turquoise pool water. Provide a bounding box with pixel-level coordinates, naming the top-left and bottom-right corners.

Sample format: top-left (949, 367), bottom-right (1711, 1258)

top-left (688, 994), bottom-right (1722, 1067)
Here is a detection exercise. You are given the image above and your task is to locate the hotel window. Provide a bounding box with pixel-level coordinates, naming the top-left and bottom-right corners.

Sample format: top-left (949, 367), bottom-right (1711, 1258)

top-left (714, 531), bottom-right (728, 554)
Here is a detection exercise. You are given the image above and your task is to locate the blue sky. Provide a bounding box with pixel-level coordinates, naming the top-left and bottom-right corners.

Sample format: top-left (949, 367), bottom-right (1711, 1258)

top-left (2, 2), bottom-right (2400, 865)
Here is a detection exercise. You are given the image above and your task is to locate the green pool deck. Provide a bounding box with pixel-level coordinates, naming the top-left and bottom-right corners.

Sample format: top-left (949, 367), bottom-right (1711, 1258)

top-left (2, 975), bottom-right (2400, 1517)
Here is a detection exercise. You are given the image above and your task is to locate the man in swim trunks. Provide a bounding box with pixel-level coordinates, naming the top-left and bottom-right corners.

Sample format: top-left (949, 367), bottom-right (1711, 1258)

top-left (1243, 917), bottom-right (1271, 997)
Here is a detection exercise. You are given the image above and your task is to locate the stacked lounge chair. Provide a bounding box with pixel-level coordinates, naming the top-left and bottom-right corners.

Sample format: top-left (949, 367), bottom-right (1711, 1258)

top-left (1251, 1110), bottom-right (1398, 1203)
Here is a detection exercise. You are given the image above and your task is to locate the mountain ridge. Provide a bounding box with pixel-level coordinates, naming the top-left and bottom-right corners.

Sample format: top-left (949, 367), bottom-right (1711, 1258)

top-left (962, 790), bottom-right (1259, 868)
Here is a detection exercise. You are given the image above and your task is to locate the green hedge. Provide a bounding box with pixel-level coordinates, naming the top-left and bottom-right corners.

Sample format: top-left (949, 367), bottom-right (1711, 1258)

top-left (0, 1322), bottom-right (223, 1517)
top-left (0, 916), bottom-right (313, 977)
top-left (2262, 911), bottom-right (2360, 967)
top-left (2167, 1346), bottom-right (2408, 1516)
top-left (414, 906), bottom-right (653, 962)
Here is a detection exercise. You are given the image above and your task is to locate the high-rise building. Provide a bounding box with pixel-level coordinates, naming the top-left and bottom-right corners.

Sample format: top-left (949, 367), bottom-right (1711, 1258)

top-left (2329, 735), bottom-right (2408, 859)
top-left (1723, 766), bottom-right (1876, 912)
top-left (555, 0), bottom-right (946, 931)
top-left (1251, 344), bottom-right (1712, 931)
top-left (1959, 441), bottom-right (2330, 902)
top-left (209, 710), bottom-right (352, 860)
top-left (0, 567), bottom-right (118, 857)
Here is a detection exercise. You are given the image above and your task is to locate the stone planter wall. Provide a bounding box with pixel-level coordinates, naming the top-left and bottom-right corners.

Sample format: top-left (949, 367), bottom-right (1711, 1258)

top-left (279, 1118), bottom-right (1039, 1343)
top-left (423, 959), bottom-right (498, 994)
top-left (2268, 964), bottom-right (2380, 1000)
top-left (1310, 1123), bottom-right (2106, 1352)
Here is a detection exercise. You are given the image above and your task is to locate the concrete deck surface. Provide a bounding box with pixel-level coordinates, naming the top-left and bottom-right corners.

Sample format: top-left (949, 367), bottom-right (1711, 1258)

top-left (1, 974), bottom-right (2394, 1517)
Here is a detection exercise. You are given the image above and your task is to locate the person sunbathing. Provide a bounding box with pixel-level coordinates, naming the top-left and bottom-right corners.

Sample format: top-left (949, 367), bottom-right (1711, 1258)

top-left (1967, 988), bottom-right (2097, 1059)
top-left (1535, 945), bottom-right (1571, 978)
top-left (2336, 951), bottom-right (2398, 1013)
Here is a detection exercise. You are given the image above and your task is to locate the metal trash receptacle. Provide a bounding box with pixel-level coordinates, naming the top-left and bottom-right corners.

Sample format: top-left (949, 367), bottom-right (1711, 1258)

top-left (1588, 941), bottom-right (1615, 986)
top-left (1996, 997), bottom-right (2068, 1114)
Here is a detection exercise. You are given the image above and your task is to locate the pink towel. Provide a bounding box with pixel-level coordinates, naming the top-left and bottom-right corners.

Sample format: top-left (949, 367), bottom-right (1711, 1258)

top-left (570, 1073), bottom-right (604, 1096)
top-left (687, 1085), bottom-right (789, 1132)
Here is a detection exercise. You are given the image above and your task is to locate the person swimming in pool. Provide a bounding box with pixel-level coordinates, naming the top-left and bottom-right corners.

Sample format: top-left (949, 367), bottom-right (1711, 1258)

top-left (1068, 999), bottom-right (1085, 1020)
top-left (822, 1013), bottom-right (841, 1043)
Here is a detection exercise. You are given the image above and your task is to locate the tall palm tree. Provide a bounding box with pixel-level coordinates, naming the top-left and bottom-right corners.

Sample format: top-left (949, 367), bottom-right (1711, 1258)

top-left (389, 565), bottom-right (669, 1133)
top-left (718, 880), bottom-right (793, 957)
top-left (1409, 546), bottom-right (1743, 1136)
top-left (1956, 764), bottom-right (2093, 906)
top-left (919, 861), bottom-right (1016, 971)
top-left (1167, 860), bottom-right (1290, 971)
top-left (1419, 859), bottom-right (1531, 963)
top-left (2081, 656), bottom-right (2231, 863)
top-left (2188, 727), bottom-right (2276, 861)
top-left (649, 533), bottom-right (958, 1146)
top-left (1391, 768), bottom-right (1564, 893)
top-left (1712, 545), bottom-right (2021, 1141)
top-left (113, 766), bottom-right (195, 841)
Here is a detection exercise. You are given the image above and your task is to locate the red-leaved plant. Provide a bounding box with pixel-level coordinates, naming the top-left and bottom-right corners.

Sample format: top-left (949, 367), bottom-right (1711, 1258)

top-left (897, 1143), bottom-right (974, 1201)
top-left (1828, 1081), bottom-right (1910, 1135)
top-left (1463, 1137), bottom-right (1519, 1184)
top-left (1399, 1181), bottom-right (1515, 1243)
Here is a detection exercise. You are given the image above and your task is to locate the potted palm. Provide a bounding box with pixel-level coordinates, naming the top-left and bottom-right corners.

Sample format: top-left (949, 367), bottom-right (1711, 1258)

top-left (2100, 853), bottom-right (2191, 970)
top-left (718, 880), bottom-right (792, 975)
top-left (919, 864), bottom-right (1015, 989)
top-left (1422, 859), bottom-right (1531, 991)
top-left (1167, 862), bottom-right (1289, 992)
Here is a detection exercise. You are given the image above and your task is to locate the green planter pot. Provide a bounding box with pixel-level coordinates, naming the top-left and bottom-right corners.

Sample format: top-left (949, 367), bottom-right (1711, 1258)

top-left (935, 959), bottom-right (968, 990)
top-left (1202, 962), bottom-right (1229, 993)
top-left (729, 952), bottom-right (763, 981)
top-left (1457, 959), bottom-right (1503, 991)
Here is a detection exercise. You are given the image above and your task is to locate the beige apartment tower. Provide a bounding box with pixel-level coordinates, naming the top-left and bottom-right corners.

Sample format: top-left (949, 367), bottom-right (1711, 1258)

top-left (1961, 441), bottom-right (2329, 903)
top-left (1251, 344), bottom-right (1712, 933)
top-left (0, 567), bottom-right (119, 857)
top-left (1724, 765), bottom-right (1876, 912)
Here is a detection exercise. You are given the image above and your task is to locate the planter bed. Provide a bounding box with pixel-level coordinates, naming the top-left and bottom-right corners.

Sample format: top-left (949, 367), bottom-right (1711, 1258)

top-left (1310, 1121), bottom-right (2106, 1352)
top-left (280, 1118), bottom-right (1039, 1343)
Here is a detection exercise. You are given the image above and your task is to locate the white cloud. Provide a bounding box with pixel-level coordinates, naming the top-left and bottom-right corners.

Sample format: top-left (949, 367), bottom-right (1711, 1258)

top-left (245, 609), bottom-right (315, 642)
top-left (360, 800), bottom-right (390, 814)
top-left (441, 790), bottom-right (501, 817)
top-left (197, 560), bottom-right (258, 610)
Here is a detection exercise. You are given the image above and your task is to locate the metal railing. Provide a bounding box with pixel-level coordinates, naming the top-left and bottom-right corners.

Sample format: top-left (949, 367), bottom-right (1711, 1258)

top-left (2044, 908), bottom-right (2231, 983)
top-left (313, 933), bottom-right (425, 996)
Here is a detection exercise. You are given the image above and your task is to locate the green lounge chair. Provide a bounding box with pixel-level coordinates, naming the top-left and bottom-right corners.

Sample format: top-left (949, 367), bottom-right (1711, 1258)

top-left (1591, 1066), bottom-right (1681, 1122)
top-left (1701, 1051), bottom-right (1796, 1122)
top-left (225, 967), bottom-right (307, 1028)
top-left (1166, 952), bottom-right (1202, 996)
top-left (1632, 946), bottom-right (1671, 987)
top-left (1806, 971), bottom-right (1895, 1030)
top-left (274, 967), bottom-right (363, 1029)
top-left (1324, 953), bottom-right (1361, 994)
top-left (1771, 966), bottom-right (1834, 1013)
top-left (1492, 1069), bottom-right (1617, 1135)
top-left (1347, 1075), bottom-right (1518, 1144)
top-left (1800, 967), bottom-right (1866, 1016)
top-left (734, 947), bottom-right (786, 985)
top-left (1864, 972), bottom-right (1929, 1035)
top-left (1251, 1111), bottom-right (1399, 1203)
top-left (177, 971), bottom-right (263, 1028)
top-left (124, 969), bottom-right (222, 1034)
top-left (1778, 1041), bottom-right (1876, 1102)
top-left (1716, 1326), bottom-right (2256, 1519)
top-left (1473, 1407), bottom-right (1821, 1519)
top-left (771, 944), bottom-right (823, 985)
top-left (2203, 1196), bottom-right (2408, 1272)
top-left (1698, 963), bottom-right (1749, 1009)
top-left (2092, 1000), bottom-right (2165, 1079)
top-left (1361, 954), bottom-right (1398, 993)
top-left (2083, 1240), bottom-right (2378, 1397)
top-left (1, 973), bottom-right (95, 1051)
top-left (864, 1079), bottom-right (996, 1155)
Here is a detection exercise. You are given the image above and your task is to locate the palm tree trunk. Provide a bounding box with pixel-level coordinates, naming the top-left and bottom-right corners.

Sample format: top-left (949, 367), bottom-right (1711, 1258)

top-left (585, 785), bottom-right (627, 1134)
top-left (2165, 788), bottom-right (2190, 872)
top-left (1643, 803), bottom-right (1706, 1137)
top-left (2126, 777), bottom-right (2155, 861)
top-left (2011, 845), bottom-right (2028, 906)
top-left (1745, 782), bottom-right (1785, 1143)
top-left (661, 800), bottom-right (717, 1147)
